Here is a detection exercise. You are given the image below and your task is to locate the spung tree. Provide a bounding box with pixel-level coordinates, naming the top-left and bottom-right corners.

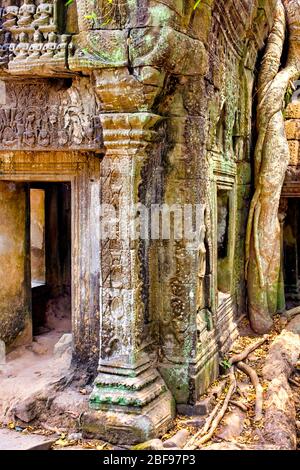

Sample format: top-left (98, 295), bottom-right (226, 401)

top-left (246, 0), bottom-right (300, 333)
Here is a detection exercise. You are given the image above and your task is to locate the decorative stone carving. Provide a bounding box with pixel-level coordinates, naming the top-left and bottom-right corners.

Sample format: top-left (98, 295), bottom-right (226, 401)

top-left (0, 0), bottom-right (65, 75)
top-left (28, 30), bottom-right (43, 60)
top-left (0, 32), bottom-right (11, 66)
top-left (196, 208), bottom-right (207, 313)
top-left (2, 6), bottom-right (19, 30)
top-left (32, 1), bottom-right (55, 30)
top-left (17, 0), bottom-right (36, 28)
top-left (0, 79), bottom-right (104, 152)
top-left (54, 34), bottom-right (70, 60)
top-left (41, 31), bottom-right (57, 59)
top-left (14, 32), bottom-right (30, 61)
top-left (80, 70), bottom-right (174, 444)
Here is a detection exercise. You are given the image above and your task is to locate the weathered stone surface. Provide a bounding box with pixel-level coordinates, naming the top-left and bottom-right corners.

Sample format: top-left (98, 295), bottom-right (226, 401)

top-left (0, 0), bottom-right (292, 446)
top-left (0, 182), bottom-right (31, 347)
top-left (163, 429), bottom-right (190, 449)
top-left (53, 334), bottom-right (72, 359)
top-left (132, 439), bottom-right (164, 450)
top-left (216, 409), bottom-right (245, 441)
top-left (262, 317), bottom-right (300, 450)
top-left (0, 429), bottom-right (56, 451)
top-left (13, 396), bottom-right (39, 423)
top-left (177, 398), bottom-right (213, 417)
top-left (82, 390), bottom-right (174, 445)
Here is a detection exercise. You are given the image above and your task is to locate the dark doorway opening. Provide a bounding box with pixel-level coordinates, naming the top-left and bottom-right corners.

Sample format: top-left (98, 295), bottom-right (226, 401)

top-left (30, 182), bottom-right (71, 336)
top-left (217, 189), bottom-right (232, 305)
top-left (283, 198), bottom-right (300, 308)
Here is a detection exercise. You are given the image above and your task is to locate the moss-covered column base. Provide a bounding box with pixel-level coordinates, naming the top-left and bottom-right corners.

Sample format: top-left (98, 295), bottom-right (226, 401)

top-left (83, 357), bottom-right (173, 444)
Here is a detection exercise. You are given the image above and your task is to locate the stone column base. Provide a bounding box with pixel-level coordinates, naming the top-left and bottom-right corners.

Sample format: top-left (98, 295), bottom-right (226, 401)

top-left (82, 390), bottom-right (174, 445)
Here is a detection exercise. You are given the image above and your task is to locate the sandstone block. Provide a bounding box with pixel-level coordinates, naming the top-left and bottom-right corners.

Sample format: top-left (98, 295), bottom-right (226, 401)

top-left (285, 103), bottom-right (300, 119)
top-left (177, 397), bottom-right (213, 417)
top-left (132, 439), bottom-right (164, 450)
top-left (54, 334), bottom-right (72, 359)
top-left (288, 140), bottom-right (299, 166)
top-left (163, 429), bottom-right (190, 448)
top-left (13, 397), bottom-right (38, 423)
top-left (285, 120), bottom-right (300, 140)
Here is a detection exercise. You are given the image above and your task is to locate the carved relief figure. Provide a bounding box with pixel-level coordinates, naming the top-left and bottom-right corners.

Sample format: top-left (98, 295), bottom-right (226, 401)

top-left (38, 114), bottom-right (50, 146)
top-left (41, 31), bottom-right (57, 59)
top-left (0, 32), bottom-right (11, 65)
top-left (17, 0), bottom-right (36, 27)
top-left (28, 30), bottom-right (43, 60)
top-left (55, 34), bottom-right (70, 59)
top-left (2, 6), bottom-right (19, 30)
top-left (32, 1), bottom-right (54, 28)
top-left (23, 110), bottom-right (37, 145)
top-left (14, 32), bottom-right (30, 61)
top-left (67, 112), bottom-right (84, 145)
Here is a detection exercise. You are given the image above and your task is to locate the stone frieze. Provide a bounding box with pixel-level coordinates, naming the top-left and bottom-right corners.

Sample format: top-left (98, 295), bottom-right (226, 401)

top-left (0, 78), bottom-right (104, 152)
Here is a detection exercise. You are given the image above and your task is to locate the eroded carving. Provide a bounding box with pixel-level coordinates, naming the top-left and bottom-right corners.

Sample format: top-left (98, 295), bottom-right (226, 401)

top-left (0, 0), bottom-right (68, 73)
top-left (0, 79), bottom-right (103, 151)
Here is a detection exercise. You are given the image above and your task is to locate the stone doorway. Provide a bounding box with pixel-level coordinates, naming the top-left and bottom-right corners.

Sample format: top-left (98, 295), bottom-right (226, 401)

top-left (0, 152), bottom-right (101, 423)
top-left (0, 151), bottom-right (101, 366)
top-left (0, 179), bottom-right (72, 349)
top-left (282, 198), bottom-right (300, 307)
top-left (30, 183), bottom-right (71, 337)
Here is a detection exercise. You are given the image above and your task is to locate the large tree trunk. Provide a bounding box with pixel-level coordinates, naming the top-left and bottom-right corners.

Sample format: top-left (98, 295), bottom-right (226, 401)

top-left (246, 0), bottom-right (300, 333)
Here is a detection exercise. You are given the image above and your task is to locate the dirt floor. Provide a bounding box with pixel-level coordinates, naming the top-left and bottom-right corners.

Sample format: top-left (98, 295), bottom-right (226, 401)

top-left (161, 314), bottom-right (300, 451)
top-left (1, 312), bottom-right (300, 450)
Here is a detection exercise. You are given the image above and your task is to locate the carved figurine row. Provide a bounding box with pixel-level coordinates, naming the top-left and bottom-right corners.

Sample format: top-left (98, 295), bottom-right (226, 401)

top-left (0, 106), bottom-right (102, 149)
top-left (0, 31), bottom-right (72, 65)
top-left (1, 0), bottom-right (56, 34)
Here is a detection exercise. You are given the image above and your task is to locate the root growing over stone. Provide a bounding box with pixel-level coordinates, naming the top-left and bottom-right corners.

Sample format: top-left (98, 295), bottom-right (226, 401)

top-left (246, 0), bottom-right (300, 334)
top-left (236, 361), bottom-right (263, 422)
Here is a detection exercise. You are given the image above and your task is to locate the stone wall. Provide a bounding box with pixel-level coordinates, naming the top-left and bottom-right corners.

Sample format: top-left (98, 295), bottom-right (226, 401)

top-left (285, 103), bottom-right (300, 166)
top-left (0, 0), bottom-right (281, 444)
top-left (0, 181), bottom-right (31, 347)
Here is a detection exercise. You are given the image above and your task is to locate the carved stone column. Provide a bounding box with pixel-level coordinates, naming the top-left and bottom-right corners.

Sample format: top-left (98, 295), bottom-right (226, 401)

top-left (82, 69), bottom-right (174, 445)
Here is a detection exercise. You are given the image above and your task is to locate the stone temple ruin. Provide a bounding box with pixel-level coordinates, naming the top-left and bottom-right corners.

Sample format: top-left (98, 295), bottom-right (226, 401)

top-left (0, 0), bottom-right (300, 445)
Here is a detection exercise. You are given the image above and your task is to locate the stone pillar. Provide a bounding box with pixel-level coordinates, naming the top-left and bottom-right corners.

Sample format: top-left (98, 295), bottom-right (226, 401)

top-left (0, 181), bottom-right (31, 348)
top-left (82, 71), bottom-right (174, 445)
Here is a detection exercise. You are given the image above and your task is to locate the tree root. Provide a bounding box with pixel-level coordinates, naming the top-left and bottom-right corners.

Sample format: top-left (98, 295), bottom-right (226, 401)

top-left (288, 377), bottom-right (300, 387)
top-left (229, 400), bottom-right (249, 412)
top-left (236, 361), bottom-right (263, 422)
top-left (262, 316), bottom-right (300, 449)
top-left (185, 368), bottom-right (236, 449)
top-left (229, 335), bottom-right (268, 366)
top-left (284, 306), bottom-right (300, 321)
top-left (184, 338), bottom-right (268, 448)
top-left (246, 0), bottom-right (300, 333)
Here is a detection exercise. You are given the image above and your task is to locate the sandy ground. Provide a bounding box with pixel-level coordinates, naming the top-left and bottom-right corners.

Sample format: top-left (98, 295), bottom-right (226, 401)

top-left (0, 330), bottom-right (72, 423)
top-left (0, 295), bottom-right (72, 424)
top-left (0, 428), bottom-right (57, 450)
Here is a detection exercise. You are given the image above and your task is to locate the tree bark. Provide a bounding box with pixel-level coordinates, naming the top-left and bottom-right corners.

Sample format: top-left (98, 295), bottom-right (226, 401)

top-left (246, 0), bottom-right (300, 333)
